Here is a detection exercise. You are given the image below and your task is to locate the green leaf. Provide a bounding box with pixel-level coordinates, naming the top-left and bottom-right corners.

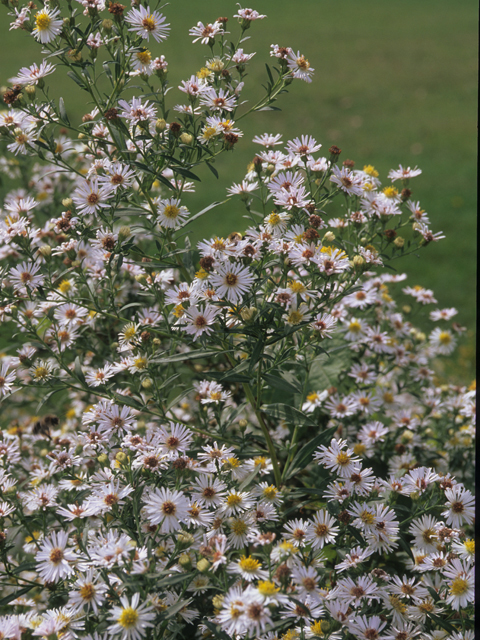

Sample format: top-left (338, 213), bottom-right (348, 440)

top-left (172, 166), bottom-right (201, 181)
top-left (184, 200), bottom-right (226, 228)
top-left (203, 621), bottom-right (232, 640)
top-left (152, 349), bottom-right (230, 364)
top-left (0, 585), bottom-right (34, 607)
top-left (308, 347), bottom-right (351, 391)
top-left (58, 97), bottom-right (70, 126)
top-left (74, 356), bottom-right (86, 384)
top-left (238, 465), bottom-right (261, 491)
top-left (263, 373), bottom-right (301, 395)
top-left (285, 425), bottom-right (338, 479)
top-left (205, 161), bottom-right (219, 179)
top-left (261, 403), bottom-right (314, 427)
top-left (67, 70), bottom-right (86, 90)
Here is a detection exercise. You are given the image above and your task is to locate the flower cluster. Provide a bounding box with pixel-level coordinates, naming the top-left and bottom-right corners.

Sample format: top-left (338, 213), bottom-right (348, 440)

top-left (0, 2), bottom-right (474, 640)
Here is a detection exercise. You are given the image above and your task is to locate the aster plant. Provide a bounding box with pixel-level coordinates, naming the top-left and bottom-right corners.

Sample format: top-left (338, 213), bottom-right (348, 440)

top-left (0, 2), bottom-right (475, 640)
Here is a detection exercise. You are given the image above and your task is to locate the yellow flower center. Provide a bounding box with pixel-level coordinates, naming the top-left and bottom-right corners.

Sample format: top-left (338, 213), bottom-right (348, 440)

top-left (287, 310), bottom-right (303, 325)
top-left (136, 50), bottom-right (152, 65)
top-left (383, 186), bottom-right (399, 198)
top-left (79, 584), bottom-right (95, 600)
top-left (310, 620), bottom-right (325, 636)
top-left (134, 357), bottom-right (147, 370)
top-left (197, 67), bottom-right (212, 79)
top-left (257, 580), bottom-right (279, 596)
top-left (238, 556), bottom-right (261, 573)
top-left (118, 607), bottom-right (139, 629)
top-left (33, 366), bottom-right (49, 380)
top-left (163, 204), bottom-right (180, 219)
top-left (58, 280), bottom-right (72, 293)
top-left (296, 55), bottom-right (310, 70)
top-left (142, 16), bottom-right (156, 32)
top-left (450, 577), bottom-right (469, 596)
top-left (36, 12), bottom-right (52, 31)
top-left (262, 486), bottom-right (277, 500)
top-left (349, 321), bottom-right (361, 333)
top-left (439, 331), bottom-right (452, 345)
top-left (231, 519), bottom-right (248, 535)
top-left (363, 165), bottom-right (379, 177)
top-left (336, 452), bottom-right (351, 466)
top-left (226, 493), bottom-right (242, 507)
top-left (268, 213), bottom-right (281, 226)
top-left (289, 281), bottom-right (306, 294)
top-left (464, 539), bottom-right (475, 554)
top-left (307, 392), bottom-right (318, 402)
top-left (353, 443), bottom-right (366, 455)
top-left (203, 126), bottom-right (218, 140)
top-left (360, 510), bottom-right (375, 525)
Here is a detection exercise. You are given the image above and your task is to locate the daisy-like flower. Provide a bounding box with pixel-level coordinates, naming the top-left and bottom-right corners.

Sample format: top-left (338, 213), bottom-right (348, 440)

top-left (125, 5), bottom-right (170, 42)
top-left (429, 327), bottom-right (456, 355)
top-left (234, 7), bottom-right (267, 21)
top-left (307, 509), bottom-right (340, 549)
top-left (9, 261), bottom-right (44, 292)
top-left (441, 485), bottom-right (475, 528)
top-left (36, 531), bottom-right (77, 583)
top-left (227, 180), bottom-right (259, 196)
top-left (85, 365), bottom-right (115, 387)
top-left (32, 6), bottom-right (63, 44)
top-left (108, 593), bottom-right (155, 640)
top-left (287, 50), bottom-right (315, 82)
top-left (189, 21), bottom-right (223, 44)
top-left (9, 61), bottom-right (56, 86)
top-left (157, 198), bottom-right (189, 229)
top-left (192, 476), bottom-right (227, 507)
top-left (309, 312), bottom-right (337, 338)
top-left (349, 615), bottom-right (387, 640)
top-left (388, 165), bottom-right (422, 181)
top-left (200, 88), bottom-right (237, 112)
top-left (30, 359), bottom-right (56, 383)
top-left (143, 487), bottom-right (189, 533)
top-left (69, 570), bottom-right (107, 614)
top-left (330, 165), bottom-right (364, 196)
top-left (228, 555), bottom-right (268, 581)
top-left (210, 263), bottom-right (254, 304)
top-left (158, 422), bottom-right (193, 457)
top-left (286, 135), bottom-right (322, 157)
top-left (283, 518), bottom-right (311, 547)
top-left (283, 302), bottom-right (312, 326)
top-left (443, 559), bottom-right (475, 610)
top-left (184, 305), bottom-right (220, 341)
top-left (118, 96), bottom-right (157, 124)
top-left (72, 178), bottom-right (113, 215)
top-left (0, 362), bottom-right (16, 397)
top-left (315, 438), bottom-right (361, 477)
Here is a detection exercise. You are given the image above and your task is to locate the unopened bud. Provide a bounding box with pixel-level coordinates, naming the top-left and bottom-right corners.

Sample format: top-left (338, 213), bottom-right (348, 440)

top-left (196, 558), bottom-right (211, 573)
top-left (102, 18), bottom-right (113, 31)
top-left (24, 85), bottom-right (36, 97)
top-left (240, 306), bottom-right (257, 322)
top-left (394, 236), bottom-right (405, 248)
top-left (402, 305), bottom-right (411, 314)
top-left (155, 118), bottom-right (167, 132)
top-left (178, 553), bottom-right (192, 569)
top-left (238, 419), bottom-right (248, 429)
top-left (135, 274), bottom-right (147, 284)
top-left (180, 132), bottom-right (193, 145)
top-left (62, 198), bottom-right (73, 207)
top-left (323, 231), bottom-right (335, 242)
top-left (116, 451), bottom-right (127, 463)
top-left (38, 245), bottom-right (52, 258)
top-left (141, 378), bottom-right (153, 389)
top-left (118, 226), bottom-right (131, 240)
top-left (97, 453), bottom-right (109, 465)
top-left (352, 255), bottom-right (365, 268)
top-left (212, 594), bottom-right (224, 610)
top-left (178, 532), bottom-right (195, 548)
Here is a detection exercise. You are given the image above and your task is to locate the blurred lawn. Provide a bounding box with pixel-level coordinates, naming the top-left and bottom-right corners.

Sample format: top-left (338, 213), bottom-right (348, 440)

top-left (1, 0), bottom-right (476, 377)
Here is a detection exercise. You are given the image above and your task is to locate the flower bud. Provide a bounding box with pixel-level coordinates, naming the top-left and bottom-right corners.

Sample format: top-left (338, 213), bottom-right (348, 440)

top-left (177, 532), bottom-right (195, 548)
top-left (402, 305), bottom-right (411, 314)
top-left (135, 274), bottom-right (147, 284)
top-left (212, 595), bottom-right (224, 610)
top-left (62, 198), bottom-right (73, 207)
top-left (196, 558), bottom-right (211, 573)
top-left (97, 453), bottom-right (109, 465)
top-left (178, 553), bottom-right (192, 569)
top-left (141, 379), bottom-right (153, 389)
top-left (180, 132), bottom-right (193, 145)
top-left (102, 19), bottom-right (113, 31)
top-left (155, 118), bottom-right (167, 132)
top-left (352, 255), bottom-right (365, 269)
top-left (118, 226), bottom-right (131, 241)
top-left (240, 306), bottom-right (257, 322)
top-left (116, 451), bottom-right (128, 464)
top-left (38, 245), bottom-right (52, 259)
top-left (24, 84), bottom-right (36, 98)
top-left (238, 419), bottom-right (248, 430)
top-left (394, 236), bottom-right (405, 248)
top-left (323, 231), bottom-right (335, 242)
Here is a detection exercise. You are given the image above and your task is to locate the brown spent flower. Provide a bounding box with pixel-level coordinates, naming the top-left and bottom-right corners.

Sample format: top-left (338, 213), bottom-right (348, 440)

top-left (343, 159), bottom-right (355, 168)
top-left (329, 145), bottom-right (342, 158)
top-left (309, 214), bottom-right (323, 228)
top-left (104, 108), bottom-right (119, 121)
top-left (108, 2), bottom-right (125, 15)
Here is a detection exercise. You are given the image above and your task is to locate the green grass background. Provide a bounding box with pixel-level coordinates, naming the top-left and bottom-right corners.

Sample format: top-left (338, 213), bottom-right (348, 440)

top-left (1, 0), bottom-right (476, 377)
